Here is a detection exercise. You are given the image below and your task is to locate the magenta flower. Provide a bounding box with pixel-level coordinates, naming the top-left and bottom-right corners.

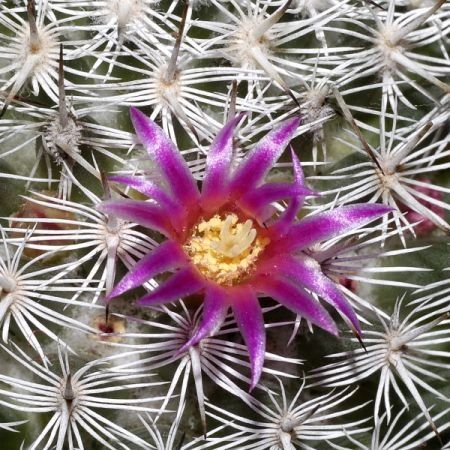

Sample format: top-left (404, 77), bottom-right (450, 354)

top-left (99, 108), bottom-right (391, 390)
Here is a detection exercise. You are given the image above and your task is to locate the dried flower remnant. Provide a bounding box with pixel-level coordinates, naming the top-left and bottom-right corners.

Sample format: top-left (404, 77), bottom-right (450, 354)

top-left (5, 183), bottom-right (155, 303)
top-left (98, 108), bottom-right (391, 390)
top-left (399, 177), bottom-right (446, 235)
top-left (9, 191), bottom-right (77, 259)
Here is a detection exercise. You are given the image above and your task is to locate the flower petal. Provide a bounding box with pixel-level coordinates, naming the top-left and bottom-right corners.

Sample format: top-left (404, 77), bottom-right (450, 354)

top-left (201, 114), bottom-right (243, 212)
top-left (268, 151), bottom-right (307, 237)
top-left (238, 182), bottom-right (314, 220)
top-left (258, 255), bottom-right (360, 334)
top-left (107, 241), bottom-right (189, 300)
top-left (108, 175), bottom-right (186, 222)
top-left (254, 276), bottom-right (338, 336)
top-left (232, 286), bottom-right (266, 391)
top-left (136, 268), bottom-right (204, 306)
top-left (275, 204), bottom-right (392, 252)
top-left (130, 107), bottom-right (200, 206)
top-left (229, 116), bottom-right (300, 196)
top-left (97, 199), bottom-right (175, 237)
top-left (178, 284), bottom-right (229, 353)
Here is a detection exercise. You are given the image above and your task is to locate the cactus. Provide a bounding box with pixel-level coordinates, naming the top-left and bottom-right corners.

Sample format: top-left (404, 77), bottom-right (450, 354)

top-left (0, 0), bottom-right (449, 449)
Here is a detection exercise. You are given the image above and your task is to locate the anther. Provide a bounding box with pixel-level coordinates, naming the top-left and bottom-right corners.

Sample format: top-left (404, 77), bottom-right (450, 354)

top-left (211, 217), bottom-right (257, 258)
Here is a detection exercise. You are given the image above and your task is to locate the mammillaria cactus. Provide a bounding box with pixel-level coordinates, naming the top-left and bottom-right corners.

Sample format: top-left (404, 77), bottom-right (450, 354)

top-left (0, 0), bottom-right (449, 449)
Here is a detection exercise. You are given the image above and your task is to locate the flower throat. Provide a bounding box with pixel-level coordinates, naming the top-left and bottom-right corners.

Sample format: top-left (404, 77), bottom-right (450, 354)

top-left (184, 213), bottom-right (269, 286)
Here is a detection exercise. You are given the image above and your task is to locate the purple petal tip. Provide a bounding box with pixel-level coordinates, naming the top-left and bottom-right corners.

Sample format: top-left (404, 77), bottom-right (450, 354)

top-left (329, 323), bottom-right (340, 337)
top-left (288, 115), bottom-right (301, 127)
top-left (129, 106), bottom-right (141, 119)
top-left (282, 116), bottom-right (301, 137)
top-left (364, 204), bottom-right (395, 217)
top-left (130, 107), bottom-right (149, 131)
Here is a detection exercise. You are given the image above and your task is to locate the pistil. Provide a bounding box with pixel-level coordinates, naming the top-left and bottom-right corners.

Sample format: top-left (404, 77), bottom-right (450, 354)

top-left (184, 213), bottom-right (269, 286)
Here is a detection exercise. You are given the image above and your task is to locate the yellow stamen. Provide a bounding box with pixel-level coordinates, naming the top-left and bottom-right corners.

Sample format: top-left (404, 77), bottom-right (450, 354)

top-left (184, 213), bottom-right (269, 286)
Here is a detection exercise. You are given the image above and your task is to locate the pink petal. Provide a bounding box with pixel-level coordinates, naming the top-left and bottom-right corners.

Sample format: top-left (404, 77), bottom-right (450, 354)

top-left (229, 116), bottom-right (300, 197)
top-left (108, 175), bottom-right (186, 223)
top-left (130, 107), bottom-right (200, 206)
top-left (254, 276), bottom-right (338, 336)
top-left (258, 255), bottom-right (360, 334)
top-left (136, 268), bottom-right (204, 306)
top-left (232, 286), bottom-right (266, 391)
top-left (97, 200), bottom-right (175, 237)
top-left (274, 204), bottom-right (392, 253)
top-left (201, 114), bottom-right (243, 212)
top-left (268, 151), bottom-right (306, 237)
top-left (268, 197), bottom-right (300, 238)
top-left (178, 284), bottom-right (229, 354)
top-left (238, 182), bottom-right (314, 220)
top-left (108, 241), bottom-right (189, 300)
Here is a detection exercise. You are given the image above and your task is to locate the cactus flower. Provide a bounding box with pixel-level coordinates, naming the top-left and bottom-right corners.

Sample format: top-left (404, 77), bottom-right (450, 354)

top-left (98, 107), bottom-right (391, 389)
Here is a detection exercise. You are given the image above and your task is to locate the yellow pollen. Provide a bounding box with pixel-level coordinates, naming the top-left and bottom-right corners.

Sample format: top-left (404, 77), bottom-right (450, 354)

top-left (184, 213), bottom-right (269, 286)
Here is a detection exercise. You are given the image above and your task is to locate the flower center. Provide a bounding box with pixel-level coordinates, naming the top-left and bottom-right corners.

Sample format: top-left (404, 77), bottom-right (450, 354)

top-left (184, 213), bottom-right (269, 286)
